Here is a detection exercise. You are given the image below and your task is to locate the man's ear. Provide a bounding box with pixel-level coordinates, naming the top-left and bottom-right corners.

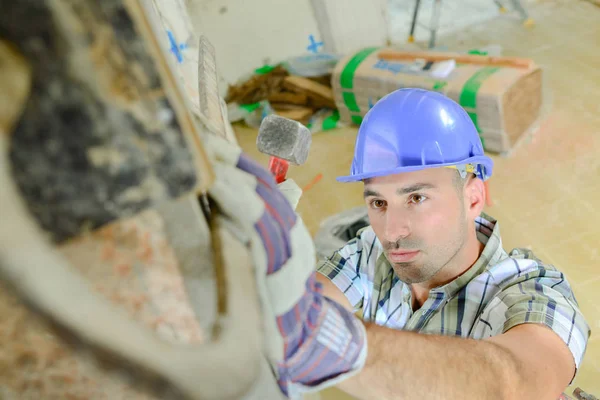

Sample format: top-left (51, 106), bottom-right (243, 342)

top-left (464, 177), bottom-right (486, 219)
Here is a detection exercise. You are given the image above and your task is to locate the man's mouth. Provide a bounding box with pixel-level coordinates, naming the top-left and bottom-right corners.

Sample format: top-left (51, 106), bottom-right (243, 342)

top-left (387, 250), bottom-right (420, 263)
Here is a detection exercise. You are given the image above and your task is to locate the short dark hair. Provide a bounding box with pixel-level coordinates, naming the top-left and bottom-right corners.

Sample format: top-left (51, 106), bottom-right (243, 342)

top-left (453, 170), bottom-right (475, 194)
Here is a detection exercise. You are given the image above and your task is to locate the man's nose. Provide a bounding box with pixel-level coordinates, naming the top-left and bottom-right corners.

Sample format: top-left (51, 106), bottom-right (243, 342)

top-left (383, 206), bottom-right (411, 244)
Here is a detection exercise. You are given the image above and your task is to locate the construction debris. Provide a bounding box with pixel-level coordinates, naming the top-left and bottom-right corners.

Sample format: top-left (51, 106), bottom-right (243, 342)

top-left (273, 106), bottom-right (314, 122)
top-left (282, 76), bottom-right (336, 109)
top-left (267, 91), bottom-right (308, 106)
top-left (225, 61), bottom-right (342, 130)
top-left (225, 65), bottom-right (290, 105)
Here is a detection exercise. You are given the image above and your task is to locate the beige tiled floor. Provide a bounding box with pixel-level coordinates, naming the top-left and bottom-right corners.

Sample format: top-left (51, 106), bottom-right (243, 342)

top-left (235, 0), bottom-right (599, 397)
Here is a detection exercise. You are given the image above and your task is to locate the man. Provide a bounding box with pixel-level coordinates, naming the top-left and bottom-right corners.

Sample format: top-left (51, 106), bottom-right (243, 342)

top-left (315, 88), bottom-right (590, 399)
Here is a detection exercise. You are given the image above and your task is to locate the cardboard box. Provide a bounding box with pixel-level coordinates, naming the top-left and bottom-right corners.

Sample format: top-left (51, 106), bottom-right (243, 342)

top-left (331, 47), bottom-right (544, 153)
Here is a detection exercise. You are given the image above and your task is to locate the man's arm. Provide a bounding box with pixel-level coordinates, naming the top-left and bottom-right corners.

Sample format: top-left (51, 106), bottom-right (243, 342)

top-left (316, 273), bottom-right (576, 400)
top-left (315, 272), bottom-right (353, 311)
top-left (337, 322), bottom-right (574, 400)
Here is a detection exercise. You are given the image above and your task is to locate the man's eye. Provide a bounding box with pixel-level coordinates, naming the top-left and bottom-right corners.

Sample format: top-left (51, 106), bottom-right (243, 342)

top-left (370, 199), bottom-right (386, 209)
top-left (409, 194), bottom-right (427, 204)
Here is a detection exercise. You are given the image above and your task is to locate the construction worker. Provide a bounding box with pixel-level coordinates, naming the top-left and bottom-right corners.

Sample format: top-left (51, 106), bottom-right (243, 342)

top-left (0, 5), bottom-right (587, 394)
top-left (313, 88), bottom-right (590, 399)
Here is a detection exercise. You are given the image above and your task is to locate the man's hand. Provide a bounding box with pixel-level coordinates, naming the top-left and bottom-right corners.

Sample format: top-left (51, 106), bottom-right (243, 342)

top-left (316, 273), bottom-right (353, 311)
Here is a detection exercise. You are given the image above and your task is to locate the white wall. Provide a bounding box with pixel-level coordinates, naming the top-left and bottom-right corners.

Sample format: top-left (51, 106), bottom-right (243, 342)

top-left (311, 0), bottom-right (389, 56)
top-left (182, 0), bottom-right (539, 91)
top-left (185, 0), bottom-right (322, 91)
top-left (184, 0), bottom-right (391, 91)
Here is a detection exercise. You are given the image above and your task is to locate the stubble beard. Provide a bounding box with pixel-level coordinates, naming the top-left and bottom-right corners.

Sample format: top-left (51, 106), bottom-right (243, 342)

top-left (386, 209), bottom-right (469, 285)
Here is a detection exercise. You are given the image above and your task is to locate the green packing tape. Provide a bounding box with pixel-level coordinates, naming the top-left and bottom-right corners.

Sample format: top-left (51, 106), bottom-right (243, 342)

top-left (340, 47), bottom-right (378, 89)
top-left (255, 65), bottom-right (275, 74)
top-left (322, 110), bottom-right (340, 131)
top-left (458, 66), bottom-right (500, 147)
top-left (467, 49), bottom-right (488, 56)
top-left (351, 115), bottom-right (364, 125)
top-left (342, 92), bottom-right (360, 112)
top-left (239, 102), bottom-right (261, 112)
top-left (432, 81), bottom-right (448, 92)
top-left (339, 47), bottom-right (379, 123)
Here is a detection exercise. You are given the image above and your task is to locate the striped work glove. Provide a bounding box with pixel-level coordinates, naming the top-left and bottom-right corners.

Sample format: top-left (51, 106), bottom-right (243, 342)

top-left (204, 133), bottom-right (367, 399)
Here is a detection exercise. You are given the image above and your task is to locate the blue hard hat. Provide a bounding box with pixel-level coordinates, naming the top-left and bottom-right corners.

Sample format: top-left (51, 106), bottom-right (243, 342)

top-left (337, 88), bottom-right (494, 182)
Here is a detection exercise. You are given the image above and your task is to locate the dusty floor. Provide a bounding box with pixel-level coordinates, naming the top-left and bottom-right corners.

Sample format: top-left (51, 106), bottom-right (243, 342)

top-left (234, 0), bottom-right (600, 397)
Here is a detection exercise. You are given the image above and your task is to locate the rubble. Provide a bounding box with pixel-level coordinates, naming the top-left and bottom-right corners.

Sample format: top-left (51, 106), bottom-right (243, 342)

top-left (225, 65), bottom-right (290, 106)
top-left (281, 76), bottom-right (336, 109)
top-left (225, 61), bottom-right (342, 130)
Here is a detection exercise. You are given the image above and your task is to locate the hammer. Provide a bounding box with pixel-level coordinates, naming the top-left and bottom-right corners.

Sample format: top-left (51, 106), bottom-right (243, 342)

top-left (257, 114), bottom-right (312, 184)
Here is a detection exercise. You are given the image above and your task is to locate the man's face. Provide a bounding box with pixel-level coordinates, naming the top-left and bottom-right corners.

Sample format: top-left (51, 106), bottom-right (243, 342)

top-left (363, 168), bottom-right (469, 284)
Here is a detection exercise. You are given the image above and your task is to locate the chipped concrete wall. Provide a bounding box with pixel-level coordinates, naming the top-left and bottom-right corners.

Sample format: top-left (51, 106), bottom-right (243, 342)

top-left (4, 0), bottom-right (208, 244)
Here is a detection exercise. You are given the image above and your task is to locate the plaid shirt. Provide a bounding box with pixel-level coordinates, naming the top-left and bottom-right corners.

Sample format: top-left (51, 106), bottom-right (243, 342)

top-left (316, 213), bottom-right (591, 373)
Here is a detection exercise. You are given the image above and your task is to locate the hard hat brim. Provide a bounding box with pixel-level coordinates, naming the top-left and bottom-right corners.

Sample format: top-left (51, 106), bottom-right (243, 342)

top-left (336, 155), bottom-right (494, 183)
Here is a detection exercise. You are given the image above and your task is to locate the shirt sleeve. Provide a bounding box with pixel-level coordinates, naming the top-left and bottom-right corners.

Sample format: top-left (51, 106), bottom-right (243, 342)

top-left (315, 227), bottom-right (375, 311)
top-left (484, 259), bottom-right (590, 377)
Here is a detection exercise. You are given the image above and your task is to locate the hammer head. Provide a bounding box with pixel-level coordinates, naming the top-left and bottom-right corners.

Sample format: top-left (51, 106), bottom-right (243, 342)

top-left (257, 114), bottom-right (312, 165)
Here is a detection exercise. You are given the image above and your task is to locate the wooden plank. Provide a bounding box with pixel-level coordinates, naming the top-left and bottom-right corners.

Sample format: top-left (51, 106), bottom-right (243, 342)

top-left (1, 0), bottom-right (214, 243)
top-left (378, 49), bottom-right (535, 69)
top-left (283, 76), bottom-right (336, 109)
top-left (225, 66), bottom-right (288, 104)
top-left (283, 75), bottom-right (335, 101)
top-left (267, 91), bottom-right (308, 106)
top-left (274, 107), bottom-right (313, 123)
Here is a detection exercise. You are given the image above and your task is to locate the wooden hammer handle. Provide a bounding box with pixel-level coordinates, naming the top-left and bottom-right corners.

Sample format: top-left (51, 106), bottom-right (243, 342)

top-left (378, 49), bottom-right (535, 69)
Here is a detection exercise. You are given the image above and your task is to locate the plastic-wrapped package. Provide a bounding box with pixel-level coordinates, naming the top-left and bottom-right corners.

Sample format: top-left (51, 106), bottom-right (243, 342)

top-left (313, 206), bottom-right (370, 260)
